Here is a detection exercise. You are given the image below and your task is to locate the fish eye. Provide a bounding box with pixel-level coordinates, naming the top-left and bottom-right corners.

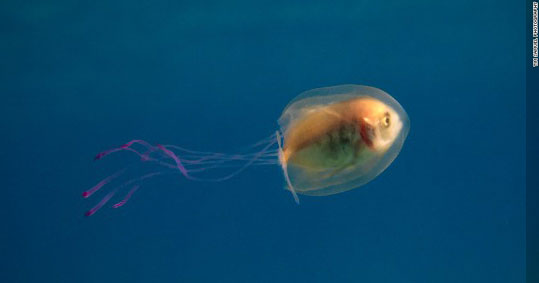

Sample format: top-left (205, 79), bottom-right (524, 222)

top-left (382, 112), bottom-right (391, 128)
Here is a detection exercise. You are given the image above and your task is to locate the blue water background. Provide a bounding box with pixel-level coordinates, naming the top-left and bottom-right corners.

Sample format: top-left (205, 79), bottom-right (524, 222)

top-left (1, 1), bottom-right (525, 282)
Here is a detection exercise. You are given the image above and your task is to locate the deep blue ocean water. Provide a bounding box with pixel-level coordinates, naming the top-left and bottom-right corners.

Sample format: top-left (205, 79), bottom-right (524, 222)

top-left (1, 1), bottom-right (525, 282)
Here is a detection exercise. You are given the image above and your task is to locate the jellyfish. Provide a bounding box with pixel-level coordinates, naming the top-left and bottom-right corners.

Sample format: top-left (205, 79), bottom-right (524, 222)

top-left (82, 85), bottom-right (410, 216)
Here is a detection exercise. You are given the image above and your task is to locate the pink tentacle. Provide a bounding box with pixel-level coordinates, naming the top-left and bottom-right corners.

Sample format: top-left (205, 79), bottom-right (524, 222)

top-left (85, 190), bottom-right (117, 216)
top-left (84, 133), bottom-right (281, 216)
top-left (82, 168), bottom-right (126, 198)
top-left (94, 140), bottom-right (157, 161)
top-left (156, 144), bottom-right (194, 180)
top-left (157, 137), bottom-right (276, 182)
top-left (112, 185), bottom-right (140, 208)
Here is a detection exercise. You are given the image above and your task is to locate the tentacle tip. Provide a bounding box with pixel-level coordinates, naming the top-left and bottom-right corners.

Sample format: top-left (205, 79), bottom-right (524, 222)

top-left (293, 194), bottom-right (300, 205)
top-left (84, 211), bottom-right (94, 217)
top-left (112, 203), bottom-right (123, 209)
top-left (120, 144), bottom-right (128, 149)
top-left (82, 192), bottom-right (90, 198)
top-left (94, 153), bottom-right (103, 160)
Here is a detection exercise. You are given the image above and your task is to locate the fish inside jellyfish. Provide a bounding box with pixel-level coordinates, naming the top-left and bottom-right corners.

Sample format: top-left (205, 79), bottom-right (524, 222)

top-left (82, 84), bottom-right (410, 216)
